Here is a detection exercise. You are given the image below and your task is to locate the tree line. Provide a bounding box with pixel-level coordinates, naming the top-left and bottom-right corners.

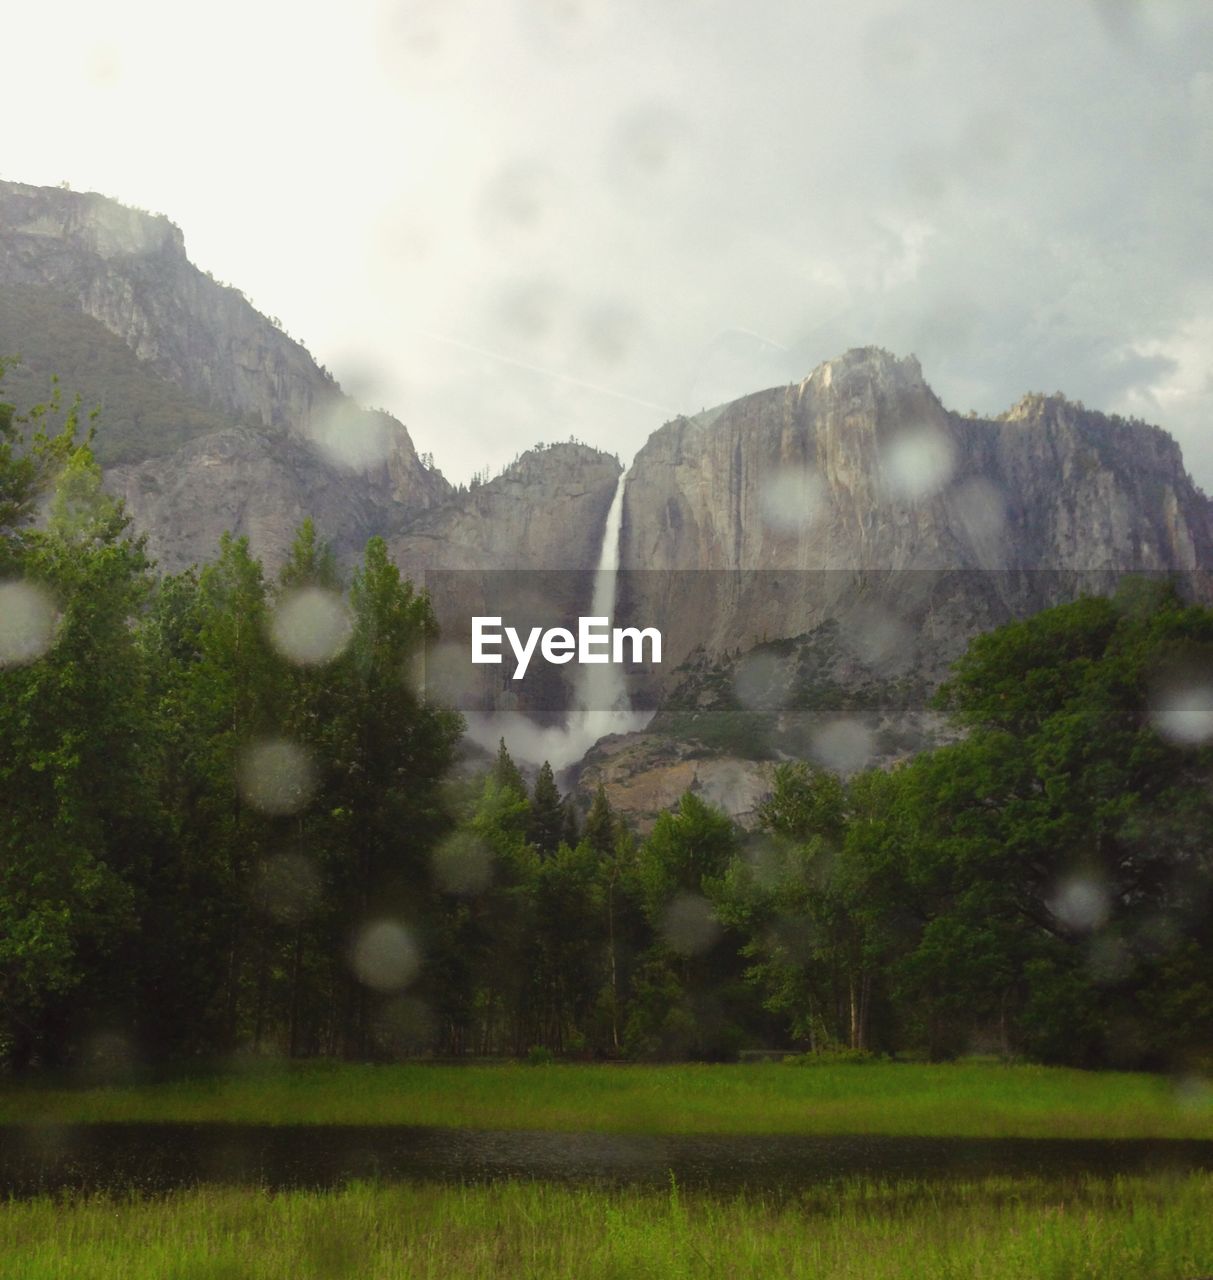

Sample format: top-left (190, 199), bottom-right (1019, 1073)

top-left (2, 380), bottom-right (1212, 1071)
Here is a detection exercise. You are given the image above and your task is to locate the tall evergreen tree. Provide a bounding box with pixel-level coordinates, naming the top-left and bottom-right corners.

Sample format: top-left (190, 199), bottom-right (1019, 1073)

top-left (528, 761), bottom-right (564, 856)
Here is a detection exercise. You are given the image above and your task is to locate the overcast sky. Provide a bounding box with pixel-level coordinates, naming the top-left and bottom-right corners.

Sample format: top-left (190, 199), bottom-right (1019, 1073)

top-left (5, 0), bottom-right (1212, 486)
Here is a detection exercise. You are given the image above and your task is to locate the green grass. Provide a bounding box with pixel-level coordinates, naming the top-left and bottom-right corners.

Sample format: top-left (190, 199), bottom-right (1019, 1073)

top-left (3, 1173), bottom-right (1212, 1278)
top-left (3, 1060), bottom-right (1211, 1139)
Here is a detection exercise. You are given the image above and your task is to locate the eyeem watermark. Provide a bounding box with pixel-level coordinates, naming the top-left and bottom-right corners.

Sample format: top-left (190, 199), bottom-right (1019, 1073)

top-left (472, 616), bottom-right (662, 679)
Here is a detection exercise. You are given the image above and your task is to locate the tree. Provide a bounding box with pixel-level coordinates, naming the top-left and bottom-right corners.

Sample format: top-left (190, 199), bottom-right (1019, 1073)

top-left (0, 443), bottom-right (154, 1066)
top-left (528, 761), bottom-right (564, 857)
top-left (491, 738), bottom-right (528, 802)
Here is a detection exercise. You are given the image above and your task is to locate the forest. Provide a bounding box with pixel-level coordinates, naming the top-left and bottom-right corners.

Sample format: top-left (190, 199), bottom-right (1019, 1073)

top-left (3, 379), bottom-right (1213, 1074)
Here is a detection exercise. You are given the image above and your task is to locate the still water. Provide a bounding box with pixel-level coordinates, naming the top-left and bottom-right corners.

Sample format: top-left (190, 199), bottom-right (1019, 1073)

top-left (4, 1125), bottom-right (1213, 1197)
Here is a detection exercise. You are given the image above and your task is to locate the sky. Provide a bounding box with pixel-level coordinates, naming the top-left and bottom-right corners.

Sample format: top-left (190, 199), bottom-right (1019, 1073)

top-left (4, 0), bottom-right (1212, 486)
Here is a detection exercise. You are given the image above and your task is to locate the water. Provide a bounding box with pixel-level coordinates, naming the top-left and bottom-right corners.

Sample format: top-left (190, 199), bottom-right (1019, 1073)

top-left (464, 467), bottom-right (651, 771)
top-left (567, 468), bottom-right (652, 743)
top-left (4, 1124), bottom-right (1213, 1197)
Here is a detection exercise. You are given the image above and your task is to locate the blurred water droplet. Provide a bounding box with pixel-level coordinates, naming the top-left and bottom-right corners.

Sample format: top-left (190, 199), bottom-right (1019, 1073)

top-left (1049, 876), bottom-right (1110, 933)
top-left (238, 739), bottom-right (317, 816)
top-left (844, 603), bottom-right (911, 671)
top-left (432, 833), bottom-right (494, 893)
top-left (733, 650), bottom-right (786, 712)
top-left (517, 0), bottom-right (611, 55)
top-left (0, 580), bottom-right (59, 666)
top-left (1174, 1074), bottom-right (1213, 1113)
top-left (745, 837), bottom-right (787, 892)
top-left (312, 402), bottom-right (394, 470)
top-left (609, 103), bottom-right (692, 188)
top-left (882, 428), bottom-right (955, 500)
top-left (479, 162), bottom-right (560, 242)
top-left (765, 914), bottom-right (816, 967)
top-left (496, 276), bottom-right (564, 341)
top-left (761, 468), bottom-right (825, 534)
top-left (580, 301), bottom-right (640, 367)
top-left (81, 1030), bottom-right (136, 1083)
top-left (1150, 682), bottom-right (1213, 746)
top-left (661, 892), bottom-right (719, 956)
top-left (810, 719), bottom-right (874, 773)
top-left (270, 588), bottom-right (353, 667)
top-left (254, 851), bottom-right (322, 924)
top-left (351, 920), bottom-right (420, 992)
top-left (950, 478), bottom-right (1006, 545)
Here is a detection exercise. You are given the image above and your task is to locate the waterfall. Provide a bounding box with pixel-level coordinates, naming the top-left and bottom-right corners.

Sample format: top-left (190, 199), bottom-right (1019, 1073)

top-left (577, 471), bottom-right (633, 718)
top-left (462, 466), bottom-right (651, 772)
top-left (560, 466), bottom-right (651, 760)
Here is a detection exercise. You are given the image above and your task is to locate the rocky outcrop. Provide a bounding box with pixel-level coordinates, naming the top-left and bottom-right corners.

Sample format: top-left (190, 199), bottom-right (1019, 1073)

top-left (0, 179), bottom-right (450, 571)
top-left (105, 427), bottom-right (401, 574)
top-left (390, 442), bottom-right (623, 576)
top-left (618, 347), bottom-right (1213, 689)
top-left (570, 733), bottom-right (776, 834)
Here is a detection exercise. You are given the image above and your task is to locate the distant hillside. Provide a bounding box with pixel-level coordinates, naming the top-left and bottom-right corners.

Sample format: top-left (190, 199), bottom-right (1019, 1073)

top-left (0, 284), bottom-right (244, 465)
top-left (0, 178), bottom-right (450, 570)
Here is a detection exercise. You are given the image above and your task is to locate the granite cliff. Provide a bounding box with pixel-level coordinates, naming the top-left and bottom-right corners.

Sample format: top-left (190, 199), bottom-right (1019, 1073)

top-left (7, 181), bottom-right (1213, 827)
top-left (0, 179), bottom-right (448, 570)
top-left (616, 347), bottom-right (1213, 695)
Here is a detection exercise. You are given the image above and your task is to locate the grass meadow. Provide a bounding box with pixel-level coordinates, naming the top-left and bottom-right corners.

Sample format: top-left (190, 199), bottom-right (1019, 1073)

top-left (2, 1059), bottom-right (1211, 1139)
top-left (3, 1173), bottom-right (1213, 1279)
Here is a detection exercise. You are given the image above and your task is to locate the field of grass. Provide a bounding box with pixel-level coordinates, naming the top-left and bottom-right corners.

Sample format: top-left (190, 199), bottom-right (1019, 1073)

top-left (2, 1060), bottom-right (1211, 1139)
top-left (3, 1173), bottom-right (1212, 1279)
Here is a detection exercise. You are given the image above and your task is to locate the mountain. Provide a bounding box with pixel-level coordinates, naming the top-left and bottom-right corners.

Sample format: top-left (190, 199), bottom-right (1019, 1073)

top-left (616, 347), bottom-right (1213, 698)
top-left (6, 180), bottom-right (1213, 826)
top-left (0, 179), bottom-right (449, 570)
top-left (391, 441), bottom-right (622, 575)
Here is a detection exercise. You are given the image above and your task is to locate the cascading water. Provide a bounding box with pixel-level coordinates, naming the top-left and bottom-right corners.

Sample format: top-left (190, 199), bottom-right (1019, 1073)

top-left (571, 469), bottom-right (652, 743)
top-left (463, 466), bottom-right (651, 772)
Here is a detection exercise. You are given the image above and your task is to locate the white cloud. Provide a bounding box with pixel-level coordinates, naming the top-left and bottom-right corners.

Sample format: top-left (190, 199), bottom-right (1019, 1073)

top-left (4, 0), bottom-right (1211, 486)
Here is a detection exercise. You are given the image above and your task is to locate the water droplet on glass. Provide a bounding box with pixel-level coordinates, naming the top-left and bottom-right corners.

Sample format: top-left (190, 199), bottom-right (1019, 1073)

top-left (351, 920), bottom-right (420, 992)
top-left (1048, 876), bottom-right (1110, 933)
top-left (760, 468), bottom-right (825, 534)
top-left (810, 719), bottom-right (875, 773)
top-left (882, 428), bottom-right (955, 501)
top-left (580, 301), bottom-right (640, 367)
top-left (733, 650), bottom-right (786, 712)
top-left (270, 588), bottom-right (353, 667)
top-left (432, 833), bottom-right (494, 894)
top-left (0, 580), bottom-right (59, 666)
top-left (254, 851), bottom-right (322, 924)
top-left (844, 603), bottom-right (911, 671)
top-left (607, 103), bottom-right (693, 188)
top-left (661, 892), bottom-right (719, 956)
top-left (950, 478), bottom-right (1006, 545)
top-left (1150, 682), bottom-right (1213, 746)
top-left (81, 1030), bottom-right (136, 1083)
top-left (238, 739), bottom-right (317, 816)
top-left (478, 162), bottom-right (560, 243)
top-left (312, 401), bottom-right (395, 470)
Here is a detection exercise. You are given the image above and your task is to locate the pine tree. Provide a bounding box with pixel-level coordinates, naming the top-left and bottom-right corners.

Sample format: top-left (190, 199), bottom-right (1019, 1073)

top-left (492, 738), bottom-right (528, 801)
top-left (529, 761), bottom-right (564, 856)
top-left (584, 784), bottom-right (615, 859)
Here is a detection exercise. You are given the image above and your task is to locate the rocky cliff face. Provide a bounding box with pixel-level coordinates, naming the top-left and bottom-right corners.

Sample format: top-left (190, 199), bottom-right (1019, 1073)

top-left (618, 347), bottom-right (1213, 687)
top-left (391, 442), bottom-right (622, 576)
top-left (0, 179), bottom-right (449, 571)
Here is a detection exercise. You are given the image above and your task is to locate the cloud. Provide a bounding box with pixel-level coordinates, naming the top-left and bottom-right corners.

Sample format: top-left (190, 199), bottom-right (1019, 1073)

top-left (5, 0), bottom-right (1211, 486)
